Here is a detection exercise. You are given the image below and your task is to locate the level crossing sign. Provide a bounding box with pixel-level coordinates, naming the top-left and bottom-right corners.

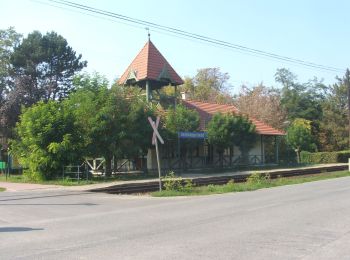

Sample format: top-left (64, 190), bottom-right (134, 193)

top-left (148, 116), bottom-right (164, 191)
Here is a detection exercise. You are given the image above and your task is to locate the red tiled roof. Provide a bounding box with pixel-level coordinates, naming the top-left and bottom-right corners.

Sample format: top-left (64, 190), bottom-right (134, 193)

top-left (118, 40), bottom-right (184, 85)
top-left (182, 100), bottom-right (285, 136)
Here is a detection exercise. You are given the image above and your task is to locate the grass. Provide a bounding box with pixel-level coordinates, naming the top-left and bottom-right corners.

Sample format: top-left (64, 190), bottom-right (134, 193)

top-left (0, 187), bottom-right (5, 192)
top-left (0, 172), bottom-right (158, 186)
top-left (151, 170), bottom-right (350, 197)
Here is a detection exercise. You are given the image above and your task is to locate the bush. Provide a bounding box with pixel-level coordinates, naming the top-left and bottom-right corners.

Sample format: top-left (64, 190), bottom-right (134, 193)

top-left (300, 151), bottom-right (350, 164)
top-left (246, 172), bottom-right (270, 185)
top-left (162, 171), bottom-right (195, 192)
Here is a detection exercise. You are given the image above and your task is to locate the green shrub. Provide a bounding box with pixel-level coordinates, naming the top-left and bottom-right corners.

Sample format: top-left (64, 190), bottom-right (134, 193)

top-left (246, 172), bottom-right (271, 185)
top-left (162, 171), bottom-right (183, 191)
top-left (207, 184), bottom-right (216, 192)
top-left (300, 151), bottom-right (350, 164)
top-left (183, 179), bottom-right (194, 192)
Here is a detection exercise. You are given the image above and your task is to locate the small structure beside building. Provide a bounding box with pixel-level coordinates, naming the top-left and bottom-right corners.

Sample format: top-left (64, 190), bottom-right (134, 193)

top-left (119, 39), bottom-right (285, 172)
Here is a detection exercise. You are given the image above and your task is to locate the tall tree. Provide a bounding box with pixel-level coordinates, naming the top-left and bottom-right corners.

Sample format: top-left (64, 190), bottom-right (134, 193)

top-left (0, 27), bottom-right (21, 102)
top-left (319, 73), bottom-right (349, 151)
top-left (0, 30), bottom-right (87, 139)
top-left (11, 31), bottom-right (87, 100)
top-left (67, 77), bottom-right (125, 177)
top-left (234, 84), bottom-right (287, 129)
top-left (0, 27), bottom-right (22, 139)
top-left (275, 68), bottom-right (326, 122)
top-left (179, 68), bottom-right (233, 103)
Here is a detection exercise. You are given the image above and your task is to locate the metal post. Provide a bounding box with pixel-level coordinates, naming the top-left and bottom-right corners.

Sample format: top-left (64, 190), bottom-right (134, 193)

top-left (155, 138), bottom-right (162, 191)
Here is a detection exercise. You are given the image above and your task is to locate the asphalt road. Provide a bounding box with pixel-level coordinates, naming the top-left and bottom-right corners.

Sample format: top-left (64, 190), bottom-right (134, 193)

top-left (1, 177), bottom-right (350, 260)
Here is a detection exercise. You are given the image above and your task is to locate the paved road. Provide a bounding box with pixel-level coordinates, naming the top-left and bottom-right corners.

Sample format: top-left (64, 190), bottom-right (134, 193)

top-left (1, 177), bottom-right (350, 260)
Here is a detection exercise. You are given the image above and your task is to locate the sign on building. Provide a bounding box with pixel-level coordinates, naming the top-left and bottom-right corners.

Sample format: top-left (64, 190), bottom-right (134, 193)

top-left (178, 131), bottom-right (208, 139)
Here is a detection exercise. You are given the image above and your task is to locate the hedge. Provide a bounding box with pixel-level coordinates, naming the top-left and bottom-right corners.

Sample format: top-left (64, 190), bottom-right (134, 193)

top-left (300, 151), bottom-right (350, 164)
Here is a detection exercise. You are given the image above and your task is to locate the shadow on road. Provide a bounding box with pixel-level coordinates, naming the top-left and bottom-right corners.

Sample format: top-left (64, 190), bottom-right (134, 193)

top-left (0, 227), bottom-right (44, 232)
top-left (0, 203), bottom-right (97, 206)
top-left (0, 192), bottom-right (92, 202)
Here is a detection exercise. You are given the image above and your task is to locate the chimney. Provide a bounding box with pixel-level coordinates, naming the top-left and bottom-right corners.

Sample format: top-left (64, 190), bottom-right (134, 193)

top-left (181, 91), bottom-right (190, 100)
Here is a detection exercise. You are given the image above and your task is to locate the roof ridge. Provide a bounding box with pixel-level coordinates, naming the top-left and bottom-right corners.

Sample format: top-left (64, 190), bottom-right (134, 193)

top-left (182, 99), bottom-right (239, 110)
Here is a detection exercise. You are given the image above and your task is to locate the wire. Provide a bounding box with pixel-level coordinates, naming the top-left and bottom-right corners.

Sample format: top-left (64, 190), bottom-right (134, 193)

top-left (41, 0), bottom-right (344, 73)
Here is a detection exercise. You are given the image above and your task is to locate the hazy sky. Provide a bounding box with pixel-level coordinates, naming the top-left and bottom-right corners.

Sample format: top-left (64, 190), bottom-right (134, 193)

top-left (1, 0), bottom-right (349, 93)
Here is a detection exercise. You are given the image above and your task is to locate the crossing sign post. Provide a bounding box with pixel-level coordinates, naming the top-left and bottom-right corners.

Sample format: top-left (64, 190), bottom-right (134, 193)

top-left (148, 116), bottom-right (164, 191)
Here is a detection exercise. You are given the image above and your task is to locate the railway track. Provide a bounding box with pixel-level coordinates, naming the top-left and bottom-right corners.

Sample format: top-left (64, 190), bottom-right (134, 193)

top-left (89, 164), bottom-right (347, 194)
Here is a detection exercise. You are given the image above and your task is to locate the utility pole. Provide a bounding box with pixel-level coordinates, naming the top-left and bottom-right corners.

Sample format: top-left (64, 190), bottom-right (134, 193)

top-left (346, 69), bottom-right (350, 148)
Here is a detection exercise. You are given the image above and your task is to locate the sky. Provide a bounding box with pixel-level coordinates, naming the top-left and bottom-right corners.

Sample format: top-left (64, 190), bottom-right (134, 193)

top-left (1, 0), bottom-right (350, 93)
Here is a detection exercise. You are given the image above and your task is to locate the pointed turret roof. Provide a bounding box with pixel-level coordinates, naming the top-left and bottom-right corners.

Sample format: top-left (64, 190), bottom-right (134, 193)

top-left (118, 40), bottom-right (184, 87)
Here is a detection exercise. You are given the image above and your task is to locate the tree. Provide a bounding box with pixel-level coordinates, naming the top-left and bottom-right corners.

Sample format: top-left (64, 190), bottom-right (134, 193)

top-left (234, 84), bottom-right (287, 129)
top-left (67, 76), bottom-right (125, 177)
top-left (179, 68), bottom-right (233, 103)
top-left (286, 118), bottom-right (315, 163)
top-left (122, 96), bottom-right (155, 163)
top-left (164, 104), bottom-right (200, 137)
top-left (275, 68), bottom-right (326, 122)
top-left (0, 27), bottom-right (21, 102)
top-left (11, 101), bottom-right (83, 180)
top-left (319, 73), bottom-right (349, 151)
top-left (207, 112), bottom-right (257, 165)
top-left (0, 31), bottom-right (87, 139)
top-left (11, 31), bottom-right (87, 100)
top-left (163, 104), bottom-right (200, 168)
top-left (0, 27), bottom-right (22, 139)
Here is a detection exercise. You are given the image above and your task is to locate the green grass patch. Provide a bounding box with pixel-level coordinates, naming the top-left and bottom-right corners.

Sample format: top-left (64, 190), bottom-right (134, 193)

top-left (152, 170), bottom-right (350, 197)
top-left (0, 172), bottom-right (158, 186)
top-left (0, 187), bottom-right (5, 192)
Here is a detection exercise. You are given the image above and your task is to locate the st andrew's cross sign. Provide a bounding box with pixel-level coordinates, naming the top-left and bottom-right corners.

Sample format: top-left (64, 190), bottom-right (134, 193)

top-left (148, 116), bottom-right (164, 191)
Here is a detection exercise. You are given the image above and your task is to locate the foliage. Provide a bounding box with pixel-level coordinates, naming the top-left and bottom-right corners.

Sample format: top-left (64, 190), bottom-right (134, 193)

top-left (163, 103), bottom-right (200, 167)
top-left (162, 171), bottom-right (193, 192)
top-left (0, 30), bottom-right (86, 139)
top-left (122, 96), bottom-right (155, 158)
top-left (234, 84), bottom-right (286, 129)
top-left (179, 68), bottom-right (233, 103)
top-left (286, 118), bottom-right (316, 163)
top-left (67, 78), bottom-right (126, 176)
top-left (319, 72), bottom-right (349, 151)
top-left (11, 31), bottom-right (87, 100)
top-left (11, 101), bottom-right (83, 180)
top-left (300, 150), bottom-right (350, 164)
top-left (246, 172), bottom-right (270, 185)
top-left (207, 112), bottom-right (257, 163)
top-left (68, 75), bottom-right (156, 176)
top-left (275, 68), bottom-right (326, 122)
top-left (0, 27), bottom-right (21, 100)
top-left (0, 27), bottom-right (22, 138)
top-left (164, 104), bottom-right (200, 138)
top-left (162, 171), bottom-right (183, 191)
